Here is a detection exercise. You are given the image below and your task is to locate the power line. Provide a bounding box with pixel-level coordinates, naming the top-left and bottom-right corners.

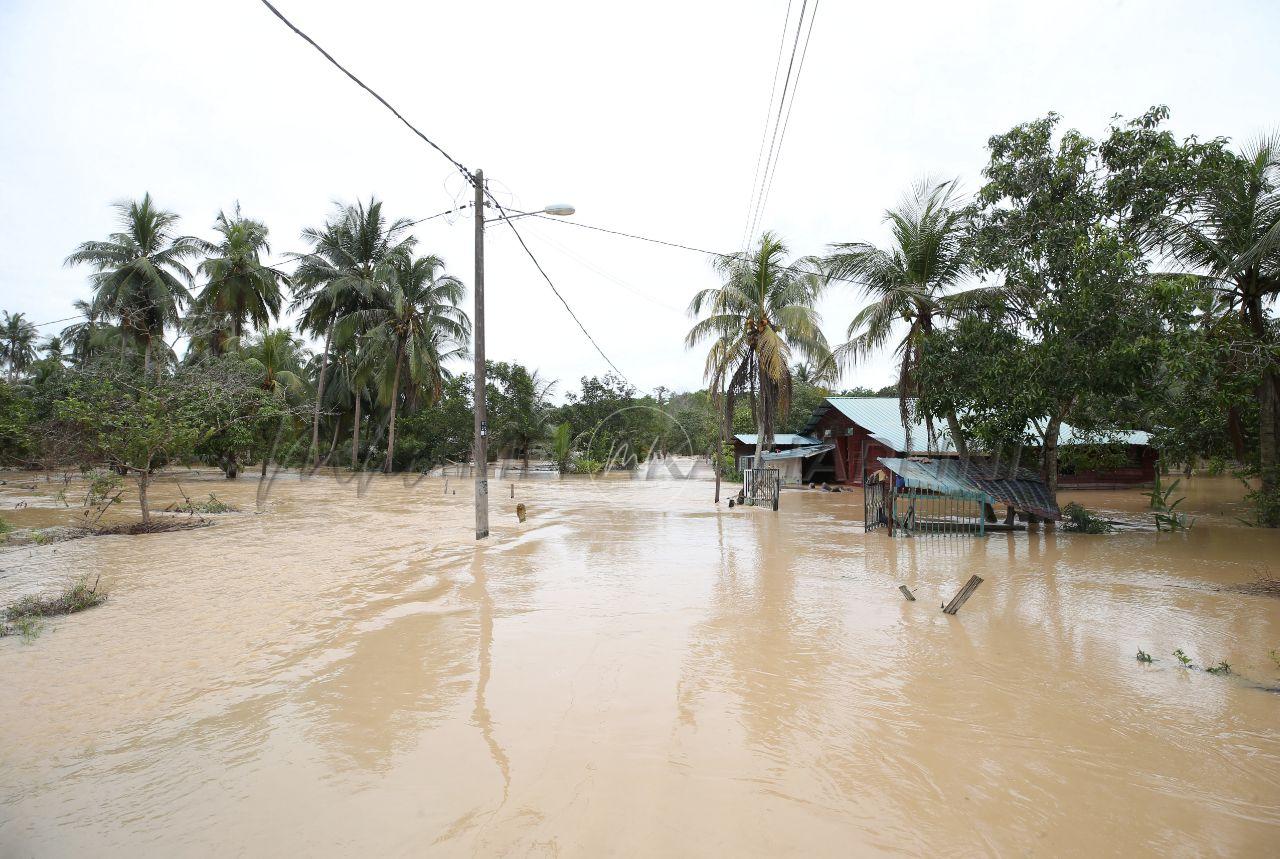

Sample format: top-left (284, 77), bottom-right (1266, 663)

top-left (755, 0), bottom-right (820, 227)
top-left (257, 1), bottom-right (630, 383)
top-left (527, 212), bottom-right (861, 288)
top-left (256, 0), bottom-right (470, 179)
top-left (746, 0), bottom-right (809, 243)
top-left (486, 194), bottom-right (633, 385)
top-left (739, 0), bottom-right (795, 251)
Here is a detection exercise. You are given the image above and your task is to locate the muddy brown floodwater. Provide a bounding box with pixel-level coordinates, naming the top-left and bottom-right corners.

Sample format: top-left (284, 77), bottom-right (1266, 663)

top-left (1, 470), bottom-right (1278, 855)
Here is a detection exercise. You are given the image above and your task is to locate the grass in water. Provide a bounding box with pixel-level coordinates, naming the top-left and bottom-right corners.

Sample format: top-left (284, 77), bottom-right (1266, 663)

top-left (1173, 648), bottom-right (1193, 667)
top-left (1, 576), bottom-right (107, 641)
top-left (1205, 661), bottom-right (1232, 676)
top-left (1062, 502), bottom-right (1114, 534)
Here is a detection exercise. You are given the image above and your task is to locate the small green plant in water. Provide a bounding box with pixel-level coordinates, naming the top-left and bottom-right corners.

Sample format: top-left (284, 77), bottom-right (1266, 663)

top-left (1136, 649), bottom-right (1153, 663)
top-left (2, 575), bottom-right (107, 641)
top-left (1145, 473), bottom-right (1194, 531)
top-left (1062, 502), bottom-right (1114, 533)
top-left (1173, 648), bottom-right (1192, 667)
top-left (1205, 661), bottom-right (1231, 676)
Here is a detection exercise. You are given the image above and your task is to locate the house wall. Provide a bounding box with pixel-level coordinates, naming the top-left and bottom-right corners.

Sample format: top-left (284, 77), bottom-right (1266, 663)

top-left (1057, 444), bottom-right (1157, 486)
top-left (806, 410), bottom-right (896, 485)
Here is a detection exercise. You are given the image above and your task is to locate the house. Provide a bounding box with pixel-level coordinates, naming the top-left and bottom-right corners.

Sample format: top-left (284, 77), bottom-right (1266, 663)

top-left (732, 433), bottom-right (818, 471)
top-left (798, 397), bottom-right (1156, 487)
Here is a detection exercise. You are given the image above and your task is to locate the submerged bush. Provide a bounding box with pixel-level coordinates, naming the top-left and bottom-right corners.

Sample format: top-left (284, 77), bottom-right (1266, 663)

top-left (1061, 502), bottom-right (1114, 533)
top-left (1, 576), bottom-right (107, 640)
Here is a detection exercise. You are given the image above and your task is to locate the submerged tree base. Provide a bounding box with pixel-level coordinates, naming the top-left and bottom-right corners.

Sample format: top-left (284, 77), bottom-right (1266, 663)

top-left (1, 576), bottom-right (107, 640)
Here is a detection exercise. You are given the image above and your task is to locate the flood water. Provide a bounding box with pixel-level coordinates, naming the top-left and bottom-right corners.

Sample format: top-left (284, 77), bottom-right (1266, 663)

top-left (1, 470), bottom-right (1278, 855)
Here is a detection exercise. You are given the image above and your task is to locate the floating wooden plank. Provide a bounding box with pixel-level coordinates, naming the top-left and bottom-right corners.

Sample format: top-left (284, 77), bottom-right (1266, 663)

top-left (898, 585), bottom-right (916, 602)
top-left (942, 575), bottom-right (984, 615)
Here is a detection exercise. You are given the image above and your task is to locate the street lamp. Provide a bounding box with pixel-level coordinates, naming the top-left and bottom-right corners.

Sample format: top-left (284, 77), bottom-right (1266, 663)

top-left (471, 168), bottom-right (574, 539)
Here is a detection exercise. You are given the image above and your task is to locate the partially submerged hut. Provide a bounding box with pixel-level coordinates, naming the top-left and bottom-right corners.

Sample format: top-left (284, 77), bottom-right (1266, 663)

top-left (866, 457), bottom-right (1062, 537)
top-left (800, 397), bottom-right (1155, 488)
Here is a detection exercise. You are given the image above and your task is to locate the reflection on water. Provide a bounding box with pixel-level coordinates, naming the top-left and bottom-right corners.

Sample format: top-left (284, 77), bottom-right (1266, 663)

top-left (1, 473), bottom-right (1278, 856)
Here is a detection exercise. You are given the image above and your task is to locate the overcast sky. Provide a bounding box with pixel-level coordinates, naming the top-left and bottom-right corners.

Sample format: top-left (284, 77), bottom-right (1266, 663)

top-left (1, 0), bottom-right (1277, 397)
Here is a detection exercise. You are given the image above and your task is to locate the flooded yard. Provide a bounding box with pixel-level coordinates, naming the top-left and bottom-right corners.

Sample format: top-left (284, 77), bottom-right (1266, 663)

top-left (1, 472), bottom-right (1278, 855)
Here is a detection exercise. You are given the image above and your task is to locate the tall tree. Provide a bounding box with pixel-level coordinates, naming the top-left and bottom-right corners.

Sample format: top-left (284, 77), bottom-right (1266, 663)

top-left (237, 329), bottom-right (310, 477)
top-left (63, 194), bottom-right (199, 373)
top-left (1, 311), bottom-right (38, 383)
top-left (1163, 135), bottom-right (1280, 523)
top-left (821, 179), bottom-right (974, 454)
top-left (686, 231), bottom-right (830, 462)
top-left (340, 253), bottom-right (469, 472)
top-left (193, 204), bottom-right (288, 352)
top-left (291, 198), bottom-right (414, 467)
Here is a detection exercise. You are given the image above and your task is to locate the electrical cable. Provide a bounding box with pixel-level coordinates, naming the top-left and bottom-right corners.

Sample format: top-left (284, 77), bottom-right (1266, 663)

top-left (257, 0), bottom-right (470, 179)
top-left (755, 0), bottom-right (820, 226)
top-left (739, 0), bottom-right (794, 251)
top-left (746, 0), bottom-right (808, 243)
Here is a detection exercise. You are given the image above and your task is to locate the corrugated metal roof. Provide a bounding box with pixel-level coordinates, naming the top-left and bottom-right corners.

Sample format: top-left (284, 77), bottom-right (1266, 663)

top-left (808, 398), bottom-right (956, 454)
top-left (761, 443), bottom-right (835, 461)
top-left (801, 397), bottom-right (1151, 452)
top-left (734, 433), bottom-right (819, 446)
top-left (878, 457), bottom-right (1062, 521)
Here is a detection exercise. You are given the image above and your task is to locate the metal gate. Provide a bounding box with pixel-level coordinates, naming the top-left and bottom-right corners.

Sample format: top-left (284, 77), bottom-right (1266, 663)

top-left (742, 468), bottom-right (781, 511)
top-left (865, 482), bottom-right (986, 537)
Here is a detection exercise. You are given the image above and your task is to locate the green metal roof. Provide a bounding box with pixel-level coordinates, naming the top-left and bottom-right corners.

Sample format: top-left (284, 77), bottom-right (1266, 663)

top-left (800, 397), bottom-right (1151, 453)
top-left (734, 433), bottom-right (819, 446)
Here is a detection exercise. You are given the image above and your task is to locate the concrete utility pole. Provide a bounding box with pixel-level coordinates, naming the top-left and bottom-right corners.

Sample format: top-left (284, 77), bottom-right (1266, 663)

top-left (473, 169), bottom-right (489, 540)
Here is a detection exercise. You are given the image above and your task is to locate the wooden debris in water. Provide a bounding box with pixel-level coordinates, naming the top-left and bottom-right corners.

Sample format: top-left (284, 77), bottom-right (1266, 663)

top-left (899, 585), bottom-right (916, 601)
top-left (942, 575), bottom-right (984, 615)
top-left (516, 502), bottom-right (527, 523)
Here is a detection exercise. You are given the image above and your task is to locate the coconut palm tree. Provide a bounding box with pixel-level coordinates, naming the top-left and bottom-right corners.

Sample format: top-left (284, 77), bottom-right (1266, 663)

top-left (686, 231), bottom-right (830, 463)
top-left (323, 330), bottom-right (376, 468)
top-left (1, 311), bottom-right (38, 382)
top-left (193, 204), bottom-right (288, 351)
top-left (237, 329), bottom-right (310, 477)
top-left (291, 198), bottom-right (415, 467)
top-left (60, 299), bottom-right (116, 365)
top-left (63, 193), bottom-right (199, 373)
top-left (340, 253), bottom-right (469, 472)
top-left (1163, 136), bottom-right (1280, 520)
top-left (237, 329), bottom-right (309, 399)
top-left (821, 179), bottom-right (974, 455)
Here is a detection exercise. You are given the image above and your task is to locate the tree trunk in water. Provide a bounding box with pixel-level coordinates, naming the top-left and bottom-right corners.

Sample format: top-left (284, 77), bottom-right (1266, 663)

top-left (1260, 364), bottom-right (1278, 525)
top-left (946, 411), bottom-right (968, 459)
top-left (138, 466), bottom-right (150, 525)
top-left (311, 324), bottom-right (333, 469)
top-left (325, 417), bottom-right (341, 467)
top-left (352, 395), bottom-right (362, 469)
top-left (383, 348), bottom-right (404, 474)
top-left (1041, 414), bottom-right (1063, 506)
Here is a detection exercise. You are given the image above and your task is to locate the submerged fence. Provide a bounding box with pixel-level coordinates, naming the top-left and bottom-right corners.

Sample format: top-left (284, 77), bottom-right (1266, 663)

top-left (742, 468), bottom-right (781, 511)
top-left (865, 481), bottom-right (987, 537)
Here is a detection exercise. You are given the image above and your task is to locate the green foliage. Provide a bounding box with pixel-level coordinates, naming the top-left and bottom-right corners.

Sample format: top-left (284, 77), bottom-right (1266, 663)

top-left (1205, 661), bottom-right (1231, 675)
top-left (1173, 648), bottom-right (1192, 667)
top-left (1136, 649), bottom-right (1153, 664)
top-left (394, 374), bottom-right (473, 471)
top-left (1145, 473), bottom-right (1194, 531)
top-left (567, 456), bottom-right (603, 475)
top-left (0, 380), bottom-right (35, 464)
top-left (6, 579), bottom-right (104, 618)
top-left (1061, 502), bottom-right (1114, 534)
top-left (549, 422), bottom-right (573, 470)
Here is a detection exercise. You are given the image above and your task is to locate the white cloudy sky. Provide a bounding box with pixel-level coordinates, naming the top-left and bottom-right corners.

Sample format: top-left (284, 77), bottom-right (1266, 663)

top-left (1, 0), bottom-right (1276, 397)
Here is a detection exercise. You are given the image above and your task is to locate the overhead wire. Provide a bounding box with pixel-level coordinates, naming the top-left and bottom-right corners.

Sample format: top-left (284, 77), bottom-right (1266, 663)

top-left (485, 193), bottom-right (634, 385)
top-left (754, 0), bottom-right (820, 226)
top-left (745, 0), bottom-right (809, 243)
top-left (257, 0), bottom-right (470, 179)
top-left (738, 0), bottom-right (795, 252)
top-left (255, 0), bottom-right (631, 381)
